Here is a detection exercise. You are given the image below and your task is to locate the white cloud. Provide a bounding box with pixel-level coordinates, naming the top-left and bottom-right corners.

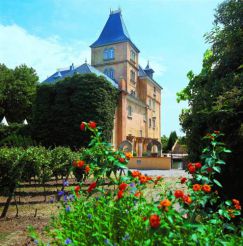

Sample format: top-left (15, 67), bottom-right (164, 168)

top-left (0, 24), bottom-right (90, 81)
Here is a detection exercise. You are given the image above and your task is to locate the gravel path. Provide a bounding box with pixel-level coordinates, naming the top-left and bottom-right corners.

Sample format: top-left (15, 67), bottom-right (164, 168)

top-left (129, 169), bottom-right (190, 177)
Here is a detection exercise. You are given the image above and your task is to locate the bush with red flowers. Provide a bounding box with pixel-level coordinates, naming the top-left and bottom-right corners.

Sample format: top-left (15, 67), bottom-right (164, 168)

top-left (29, 128), bottom-right (242, 245)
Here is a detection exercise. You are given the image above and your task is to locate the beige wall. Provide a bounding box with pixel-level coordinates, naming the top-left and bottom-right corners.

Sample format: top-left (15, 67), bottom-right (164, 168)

top-left (128, 157), bottom-right (171, 170)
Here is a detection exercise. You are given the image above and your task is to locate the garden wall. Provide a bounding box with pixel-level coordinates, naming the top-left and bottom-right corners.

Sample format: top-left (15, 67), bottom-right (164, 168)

top-left (128, 157), bottom-right (171, 170)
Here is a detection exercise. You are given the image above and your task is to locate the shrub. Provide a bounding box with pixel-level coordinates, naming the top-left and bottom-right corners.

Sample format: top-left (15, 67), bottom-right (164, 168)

top-left (29, 124), bottom-right (242, 245)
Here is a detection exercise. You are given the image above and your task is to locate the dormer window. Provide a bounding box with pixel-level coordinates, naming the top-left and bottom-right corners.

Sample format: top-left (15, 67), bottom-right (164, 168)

top-left (104, 48), bottom-right (115, 60)
top-left (104, 68), bottom-right (115, 79)
top-left (130, 50), bottom-right (136, 62)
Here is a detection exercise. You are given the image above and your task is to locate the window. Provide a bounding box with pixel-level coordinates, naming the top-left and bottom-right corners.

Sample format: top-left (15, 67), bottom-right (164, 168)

top-left (152, 117), bottom-right (156, 129)
top-left (153, 86), bottom-right (156, 97)
top-left (127, 105), bottom-right (132, 118)
top-left (104, 48), bottom-right (115, 60)
top-left (104, 68), bottom-right (115, 79)
top-left (130, 70), bottom-right (136, 82)
top-left (149, 98), bottom-right (152, 109)
top-left (130, 90), bottom-right (136, 97)
top-left (143, 113), bottom-right (146, 122)
top-left (139, 130), bottom-right (143, 137)
top-left (130, 50), bottom-right (136, 62)
top-left (153, 100), bottom-right (156, 110)
top-left (149, 118), bottom-right (152, 128)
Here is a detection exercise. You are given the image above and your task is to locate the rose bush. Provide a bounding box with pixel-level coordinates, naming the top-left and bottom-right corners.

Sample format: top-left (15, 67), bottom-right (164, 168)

top-left (29, 125), bottom-right (242, 245)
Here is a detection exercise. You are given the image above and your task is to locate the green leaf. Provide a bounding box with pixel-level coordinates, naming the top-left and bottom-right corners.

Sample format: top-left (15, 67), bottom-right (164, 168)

top-left (216, 159), bottom-right (226, 165)
top-left (213, 179), bottom-right (222, 187)
top-left (212, 166), bottom-right (221, 173)
top-left (223, 148), bottom-right (232, 153)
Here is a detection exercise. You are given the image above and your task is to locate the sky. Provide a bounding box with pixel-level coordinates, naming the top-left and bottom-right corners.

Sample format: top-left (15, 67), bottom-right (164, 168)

top-left (0, 0), bottom-right (223, 136)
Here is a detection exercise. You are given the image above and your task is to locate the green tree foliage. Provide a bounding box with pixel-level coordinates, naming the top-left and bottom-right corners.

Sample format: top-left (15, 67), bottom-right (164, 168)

top-left (167, 131), bottom-right (178, 151)
top-left (0, 64), bottom-right (38, 123)
top-left (32, 74), bottom-right (118, 148)
top-left (177, 0), bottom-right (243, 201)
top-left (160, 135), bottom-right (168, 152)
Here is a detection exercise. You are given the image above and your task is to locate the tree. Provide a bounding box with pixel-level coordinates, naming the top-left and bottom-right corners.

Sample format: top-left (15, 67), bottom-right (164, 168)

top-left (177, 0), bottom-right (243, 202)
top-left (161, 135), bottom-right (168, 153)
top-left (167, 131), bottom-right (178, 151)
top-left (0, 64), bottom-right (38, 123)
top-left (32, 73), bottom-right (118, 148)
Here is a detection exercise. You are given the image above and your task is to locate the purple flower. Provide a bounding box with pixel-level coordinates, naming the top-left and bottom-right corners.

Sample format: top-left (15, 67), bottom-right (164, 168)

top-left (65, 238), bottom-right (72, 245)
top-left (58, 190), bottom-right (64, 196)
top-left (64, 195), bottom-right (68, 202)
top-left (129, 182), bottom-right (135, 187)
top-left (49, 197), bottom-right (54, 203)
top-left (87, 213), bottom-right (92, 219)
top-left (63, 180), bottom-right (69, 187)
top-left (65, 206), bottom-right (71, 212)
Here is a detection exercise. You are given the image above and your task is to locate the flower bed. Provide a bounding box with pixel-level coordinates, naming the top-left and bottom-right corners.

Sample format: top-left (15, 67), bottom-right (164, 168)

top-left (29, 124), bottom-right (242, 245)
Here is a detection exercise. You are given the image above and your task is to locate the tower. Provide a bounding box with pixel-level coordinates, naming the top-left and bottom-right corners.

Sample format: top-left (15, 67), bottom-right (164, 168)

top-left (90, 9), bottom-right (139, 93)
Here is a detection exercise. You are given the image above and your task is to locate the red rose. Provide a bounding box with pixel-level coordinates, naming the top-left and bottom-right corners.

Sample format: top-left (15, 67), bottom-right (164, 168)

top-left (195, 162), bottom-right (202, 169)
top-left (80, 122), bottom-right (85, 131)
top-left (119, 183), bottom-right (128, 191)
top-left (183, 195), bottom-right (192, 205)
top-left (119, 158), bottom-right (125, 163)
top-left (193, 184), bottom-right (201, 191)
top-left (117, 190), bottom-right (123, 199)
top-left (207, 167), bottom-right (213, 173)
top-left (88, 182), bottom-right (97, 193)
top-left (174, 190), bottom-right (184, 198)
top-left (181, 177), bottom-right (187, 184)
top-left (85, 165), bottom-right (90, 173)
top-left (188, 165), bottom-right (196, 174)
top-left (149, 214), bottom-right (160, 228)
top-left (75, 185), bottom-right (81, 192)
top-left (187, 163), bottom-right (193, 168)
top-left (72, 160), bottom-right (77, 167)
top-left (88, 121), bottom-right (96, 129)
top-left (202, 184), bottom-right (211, 193)
top-left (134, 191), bottom-right (141, 197)
top-left (77, 160), bottom-right (85, 168)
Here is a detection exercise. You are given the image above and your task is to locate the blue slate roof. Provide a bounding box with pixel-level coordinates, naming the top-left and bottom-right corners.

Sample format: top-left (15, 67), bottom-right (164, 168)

top-left (42, 63), bottom-right (118, 88)
top-left (90, 10), bottom-right (139, 52)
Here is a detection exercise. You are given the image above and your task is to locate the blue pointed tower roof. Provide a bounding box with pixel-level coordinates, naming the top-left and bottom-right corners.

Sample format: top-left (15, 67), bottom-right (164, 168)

top-left (90, 10), bottom-right (139, 52)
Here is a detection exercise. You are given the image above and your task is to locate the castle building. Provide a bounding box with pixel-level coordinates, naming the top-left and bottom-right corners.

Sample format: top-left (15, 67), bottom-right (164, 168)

top-left (44, 10), bottom-right (162, 156)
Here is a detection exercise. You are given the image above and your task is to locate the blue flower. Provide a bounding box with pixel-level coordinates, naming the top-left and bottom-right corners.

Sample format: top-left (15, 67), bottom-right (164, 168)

top-left (87, 213), bottom-right (92, 219)
top-left (34, 239), bottom-right (38, 245)
top-left (129, 182), bottom-right (135, 187)
top-left (63, 180), bottom-right (69, 187)
top-left (58, 190), bottom-right (64, 196)
top-left (68, 194), bottom-right (75, 201)
top-left (64, 195), bottom-right (68, 202)
top-left (65, 238), bottom-right (72, 245)
top-left (122, 233), bottom-right (130, 241)
top-left (65, 206), bottom-right (71, 212)
top-left (104, 239), bottom-right (110, 245)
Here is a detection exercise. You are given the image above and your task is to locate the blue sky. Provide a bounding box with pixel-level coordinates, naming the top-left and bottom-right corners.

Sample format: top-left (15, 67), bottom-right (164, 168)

top-left (0, 0), bottom-right (222, 136)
